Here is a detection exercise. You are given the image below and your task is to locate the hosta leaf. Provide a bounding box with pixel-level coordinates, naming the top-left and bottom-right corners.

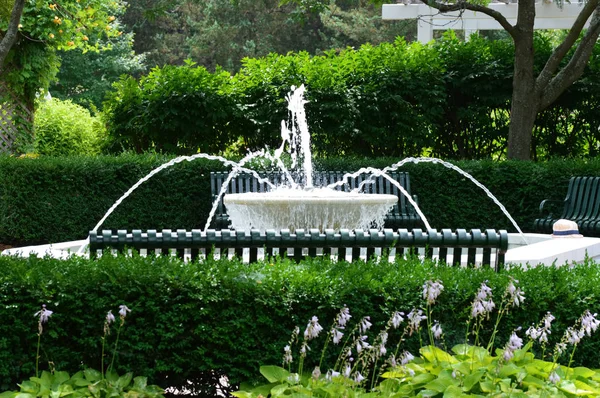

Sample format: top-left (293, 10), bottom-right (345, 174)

top-left (412, 373), bottom-right (436, 385)
top-left (572, 367), bottom-right (596, 379)
top-left (17, 381), bottom-right (38, 394)
top-left (53, 371), bottom-right (70, 385)
top-left (442, 385), bottom-right (464, 397)
top-left (270, 383), bottom-right (290, 396)
top-left (498, 363), bottom-right (521, 378)
top-left (379, 378), bottom-right (402, 394)
top-left (116, 373), bottom-right (133, 389)
top-left (424, 373), bottom-right (459, 393)
top-left (479, 381), bottom-right (495, 393)
top-left (521, 374), bottom-right (546, 389)
top-left (416, 389), bottom-right (439, 397)
top-left (421, 346), bottom-right (459, 365)
top-left (230, 393), bottom-right (252, 398)
top-left (462, 370), bottom-right (484, 392)
top-left (260, 366), bottom-right (290, 383)
top-left (452, 345), bottom-right (489, 362)
top-left (561, 379), bottom-right (600, 395)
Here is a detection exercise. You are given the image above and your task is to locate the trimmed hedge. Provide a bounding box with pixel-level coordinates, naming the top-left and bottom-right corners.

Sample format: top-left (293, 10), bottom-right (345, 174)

top-left (1, 254), bottom-right (600, 395)
top-left (2, 154), bottom-right (600, 246)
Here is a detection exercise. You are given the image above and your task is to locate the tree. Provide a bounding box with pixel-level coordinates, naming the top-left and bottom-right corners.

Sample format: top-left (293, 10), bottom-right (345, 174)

top-left (288, 0), bottom-right (600, 160)
top-left (424, 0), bottom-right (600, 160)
top-left (121, 0), bottom-right (413, 72)
top-left (1, 0), bottom-right (126, 78)
top-left (51, 32), bottom-right (146, 111)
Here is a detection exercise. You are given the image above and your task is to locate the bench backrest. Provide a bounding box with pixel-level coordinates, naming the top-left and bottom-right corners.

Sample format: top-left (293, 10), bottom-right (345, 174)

top-left (89, 228), bottom-right (508, 271)
top-left (210, 171), bottom-right (417, 228)
top-left (562, 177), bottom-right (600, 220)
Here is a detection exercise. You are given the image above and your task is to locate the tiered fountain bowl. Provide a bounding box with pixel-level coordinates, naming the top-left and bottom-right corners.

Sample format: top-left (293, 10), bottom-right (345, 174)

top-left (224, 188), bottom-right (398, 232)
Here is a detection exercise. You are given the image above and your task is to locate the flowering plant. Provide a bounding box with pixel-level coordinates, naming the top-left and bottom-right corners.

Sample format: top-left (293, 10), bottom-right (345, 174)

top-left (0, 304), bottom-right (164, 397)
top-left (234, 279), bottom-right (600, 397)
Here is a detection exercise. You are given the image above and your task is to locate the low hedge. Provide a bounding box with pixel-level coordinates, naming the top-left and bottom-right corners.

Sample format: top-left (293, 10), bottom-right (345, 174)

top-left (1, 254), bottom-right (600, 396)
top-left (2, 154), bottom-right (600, 246)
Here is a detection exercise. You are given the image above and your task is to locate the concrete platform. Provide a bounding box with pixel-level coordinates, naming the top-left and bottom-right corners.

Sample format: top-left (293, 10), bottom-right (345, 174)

top-left (506, 235), bottom-right (600, 267)
top-left (1, 240), bottom-right (88, 259)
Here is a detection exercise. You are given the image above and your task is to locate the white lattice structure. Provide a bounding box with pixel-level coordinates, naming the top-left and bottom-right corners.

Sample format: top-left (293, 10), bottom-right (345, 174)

top-left (382, 1), bottom-right (590, 43)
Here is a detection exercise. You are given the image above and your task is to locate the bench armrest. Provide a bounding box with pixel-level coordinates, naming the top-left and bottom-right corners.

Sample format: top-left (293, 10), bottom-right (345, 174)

top-left (539, 199), bottom-right (564, 218)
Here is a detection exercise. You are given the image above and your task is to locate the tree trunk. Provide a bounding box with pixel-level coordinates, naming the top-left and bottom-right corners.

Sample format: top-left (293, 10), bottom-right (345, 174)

top-left (0, 0), bottom-right (26, 69)
top-left (507, 0), bottom-right (537, 160)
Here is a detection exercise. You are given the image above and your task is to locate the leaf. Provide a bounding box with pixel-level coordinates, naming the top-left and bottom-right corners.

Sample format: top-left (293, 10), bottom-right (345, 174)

top-left (421, 345), bottom-right (458, 365)
top-left (572, 367), bottom-right (596, 379)
top-left (521, 374), bottom-right (546, 389)
top-left (270, 383), bottom-right (290, 396)
top-left (230, 393), bottom-right (253, 398)
top-left (132, 376), bottom-right (148, 390)
top-left (259, 366), bottom-right (290, 383)
top-left (498, 363), bottom-right (521, 378)
top-left (462, 370), bottom-right (484, 392)
top-left (442, 385), bottom-right (464, 398)
top-left (424, 373), bottom-right (459, 393)
top-left (116, 372), bottom-right (133, 389)
top-left (83, 368), bottom-right (102, 382)
top-left (479, 381), bottom-right (495, 393)
top-left (557, 379), bottom-right (600, 396)
top-left (412, 373), bottom-right (436, 385)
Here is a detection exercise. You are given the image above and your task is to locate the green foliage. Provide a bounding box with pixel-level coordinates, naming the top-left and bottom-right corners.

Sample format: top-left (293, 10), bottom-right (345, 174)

top-left (122, 0), bottom-right (413, 72)
top-left (5, 155), bottom-right (600, 245)
top-left (51, 33), bottom-right (147, 112)
top-left (103, 33), bottom-right (600, 159)
top-left (0, 370), bottom-right (164, 398)
top-left (2, 254), bottom-right (600, 394)
top-left (0, 153), bottom-right (225, 246)
top-left (33, 98), bottom-right (106, 156)
top-left (103, 61), bottom-right (244, 154)
top-left (235, 345), bottom-right (600, 397)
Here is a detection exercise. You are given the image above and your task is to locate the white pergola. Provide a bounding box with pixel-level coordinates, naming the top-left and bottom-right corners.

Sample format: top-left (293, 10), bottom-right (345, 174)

top-left (382, 1), bottom-right (590, 43)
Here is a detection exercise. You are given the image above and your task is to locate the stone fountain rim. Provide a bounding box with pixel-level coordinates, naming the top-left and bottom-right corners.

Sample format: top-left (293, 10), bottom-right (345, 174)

top-left (223, 191), bottom-right (398, 205)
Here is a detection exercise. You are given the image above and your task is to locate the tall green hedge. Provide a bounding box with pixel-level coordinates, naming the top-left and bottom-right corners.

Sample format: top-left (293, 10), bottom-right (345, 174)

top-left (1, 154), bottom-right (600, 246)
top-left (102, 33), bottom-right (600, 160)
top-left (2, 254), bottom-right (600, 395)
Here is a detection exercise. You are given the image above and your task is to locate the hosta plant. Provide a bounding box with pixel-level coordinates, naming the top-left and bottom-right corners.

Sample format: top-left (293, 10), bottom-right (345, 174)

top-left (0, 369), bottom-right (163, 398)
top-left (234, 279), bottom-right (600, 397)
top-left (0, 304), bottom-right (164, 397)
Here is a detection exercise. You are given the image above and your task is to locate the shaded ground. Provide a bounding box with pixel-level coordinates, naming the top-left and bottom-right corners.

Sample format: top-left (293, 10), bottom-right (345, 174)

top-left (0, 244), bottom-right (12, 251)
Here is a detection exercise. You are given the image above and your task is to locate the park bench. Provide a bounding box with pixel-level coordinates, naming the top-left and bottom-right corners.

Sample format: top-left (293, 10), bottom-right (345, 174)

top-left (88, 228), bottom-right (509, 271)
top-left (533, 176), bottom-right (600, 236)
top-left (210, 171), bottom-right (421, 230)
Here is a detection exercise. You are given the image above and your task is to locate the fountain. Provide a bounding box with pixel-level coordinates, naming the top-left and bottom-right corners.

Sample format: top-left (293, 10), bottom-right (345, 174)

top-left (6, 84), bottom-right (590, 266)
top-left (221, 85), bottom-right (399, 232)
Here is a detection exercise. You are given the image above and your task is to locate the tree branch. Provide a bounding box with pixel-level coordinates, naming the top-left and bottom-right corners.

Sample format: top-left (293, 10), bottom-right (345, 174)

top-left (540, 4), bottom-right (600, 110)
top-left (536, 0), bottom-right (599, 91)
top-left (421, 0), bottom-right (516, 37)
top-left (0, 0), bottom-right (26, 69)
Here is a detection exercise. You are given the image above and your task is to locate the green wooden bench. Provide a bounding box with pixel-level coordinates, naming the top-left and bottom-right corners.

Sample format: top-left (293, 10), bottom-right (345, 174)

top-left (210, 171), bottom-right (421, 230)
top-left (533, 176), bottom-right (600, 236)
top-left (88, 228), bottom-right (509, 271)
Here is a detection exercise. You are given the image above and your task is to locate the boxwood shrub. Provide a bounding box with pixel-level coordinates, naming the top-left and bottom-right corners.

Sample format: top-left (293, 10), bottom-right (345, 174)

top-left (2, 154), bottom-right (600, 246)
top-left (1, 254), bottom-right (600, 395)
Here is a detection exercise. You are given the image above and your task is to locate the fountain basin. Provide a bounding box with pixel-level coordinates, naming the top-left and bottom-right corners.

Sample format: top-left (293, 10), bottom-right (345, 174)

top-left (223, 188), bottom-right (398, 232)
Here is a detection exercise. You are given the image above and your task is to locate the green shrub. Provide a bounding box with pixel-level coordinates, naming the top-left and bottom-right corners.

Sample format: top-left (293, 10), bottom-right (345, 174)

top-left (4, 155), bottom-right (600, 246)
top-left (1, 254), bottom-right (600, 395)
top-left (33, 98), bottom-right (106, 156)
top-left (102, 33), bottom-right (600, 160)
